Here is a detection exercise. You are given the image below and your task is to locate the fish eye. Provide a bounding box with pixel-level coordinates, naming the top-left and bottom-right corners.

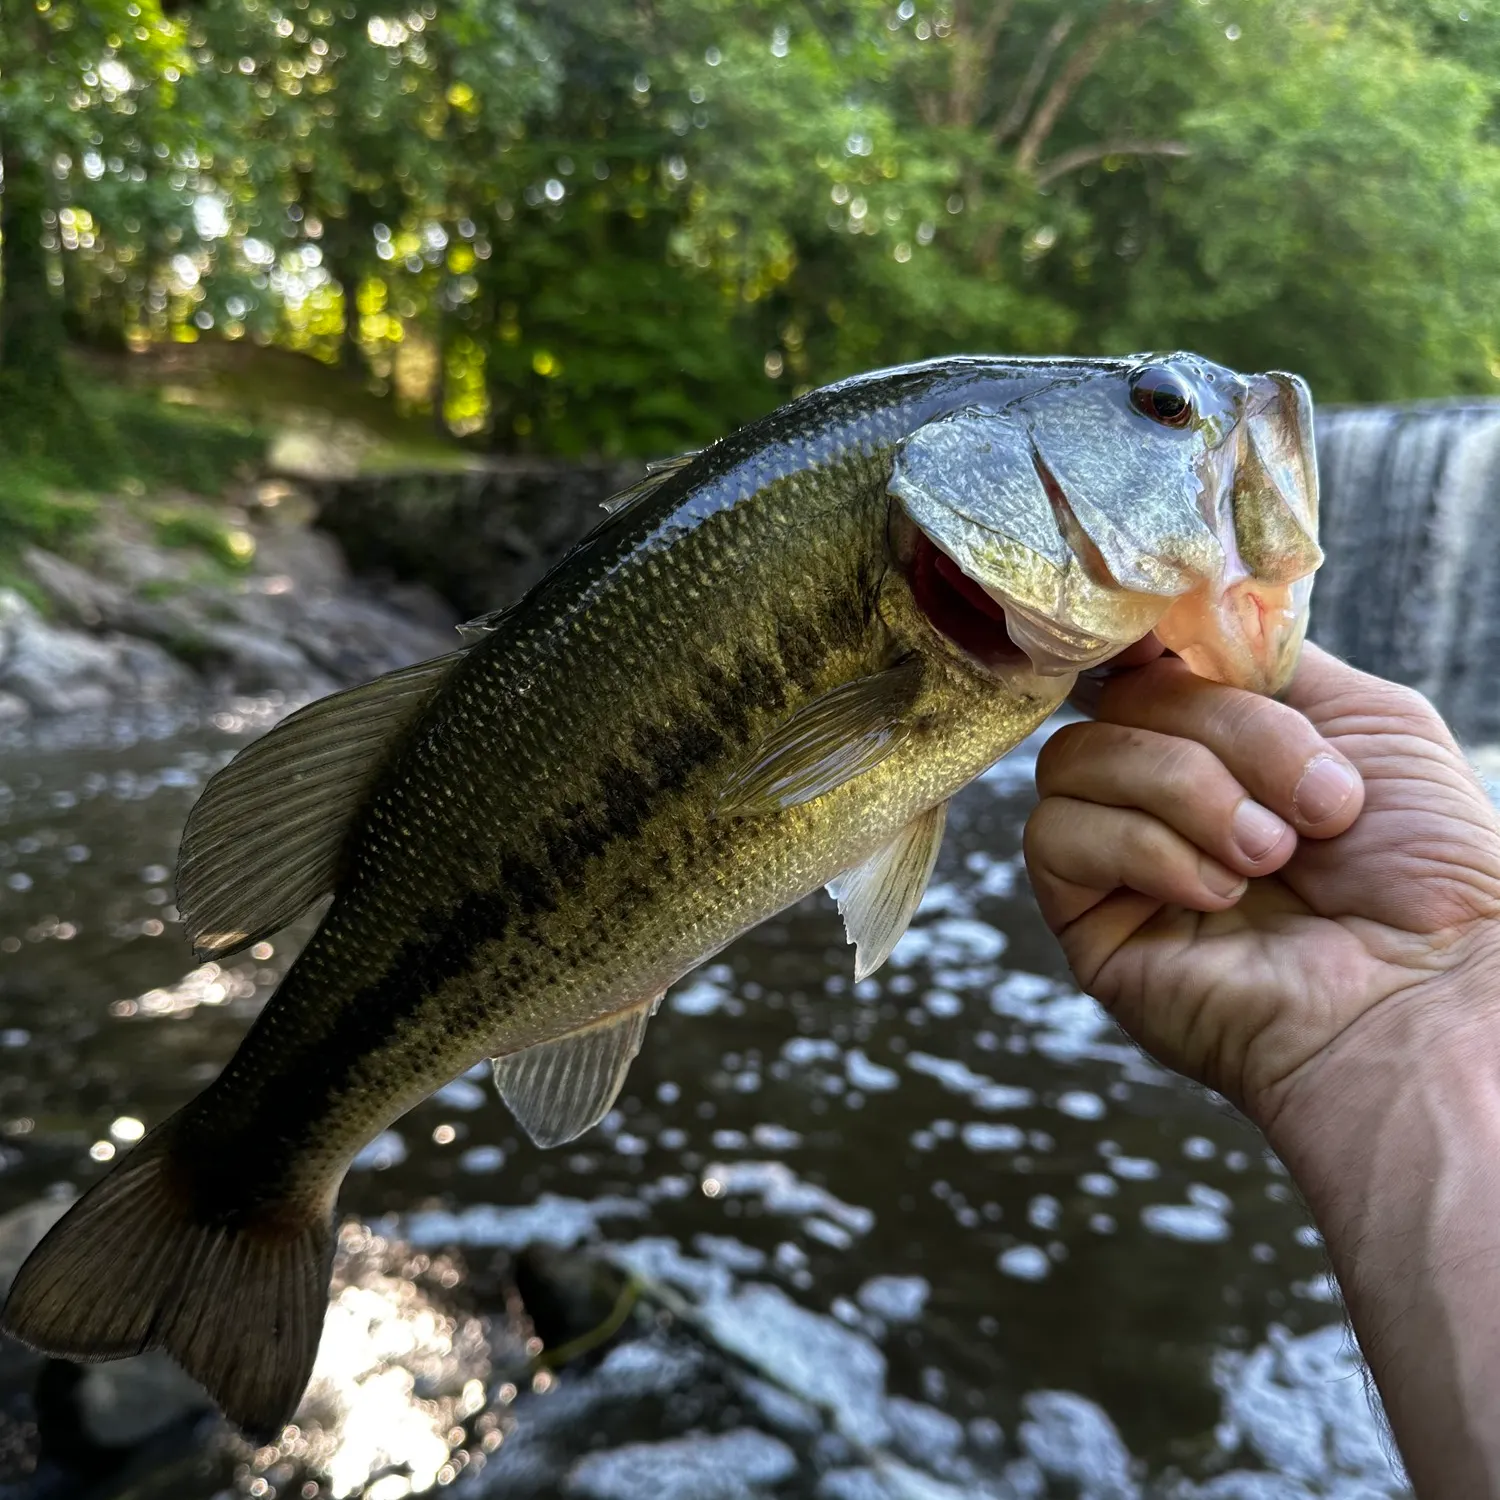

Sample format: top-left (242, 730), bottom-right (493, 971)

top-left (1129, 367), bottom-right (1195, 428)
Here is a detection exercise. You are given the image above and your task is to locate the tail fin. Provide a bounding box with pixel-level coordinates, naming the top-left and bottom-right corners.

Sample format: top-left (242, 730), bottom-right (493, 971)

top-left (0, 1121), bottom-right (333, 1440)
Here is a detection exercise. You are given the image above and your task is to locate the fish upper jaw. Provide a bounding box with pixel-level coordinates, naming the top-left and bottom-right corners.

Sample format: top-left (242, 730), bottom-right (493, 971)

top-left (1154, 375), bottom-right (1321, 696)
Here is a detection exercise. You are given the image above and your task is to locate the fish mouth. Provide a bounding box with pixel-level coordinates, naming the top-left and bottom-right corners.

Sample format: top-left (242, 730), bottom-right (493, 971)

top-left (906, 525), bottom-right (1035, 674)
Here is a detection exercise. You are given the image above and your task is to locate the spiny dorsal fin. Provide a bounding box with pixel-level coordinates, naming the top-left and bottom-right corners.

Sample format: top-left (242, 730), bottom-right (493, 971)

top-left (827, 800), bottom-right (948, 981)
top-left (176, 649), bottom-right (466, 960)
top-left (456, 453), bottom-right (704, 640)
top-left (491, 995), bottom-right (661, 1148)
top-left (456, 604), bottom-right (513, 642)
top-left (716, 658), bottom-right (925, 817)
top-left (600, 450), bottom-right (701, 515)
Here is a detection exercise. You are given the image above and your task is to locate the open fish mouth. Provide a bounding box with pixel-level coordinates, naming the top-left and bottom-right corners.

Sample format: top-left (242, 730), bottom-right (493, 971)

top-left (891, 359), bottom-right (1323, 697)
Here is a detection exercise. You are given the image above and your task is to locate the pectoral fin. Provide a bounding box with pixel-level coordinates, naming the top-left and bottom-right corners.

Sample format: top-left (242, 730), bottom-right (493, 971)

top-left (716, 658), bottom-right (925, 816)
top-left (176, 649), bottom-right (467, 960)
top-left (492, 995), bottom-right (662, 1148)
top-left (827, 800), bottom-right (948, 981)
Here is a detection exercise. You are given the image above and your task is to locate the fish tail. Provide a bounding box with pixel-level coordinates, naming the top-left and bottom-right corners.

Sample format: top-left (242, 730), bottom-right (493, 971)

top-left (1, 1116), bottom-right (333, 1440)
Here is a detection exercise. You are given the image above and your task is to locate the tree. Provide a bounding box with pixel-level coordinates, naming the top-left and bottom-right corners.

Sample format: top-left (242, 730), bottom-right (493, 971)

top-left (0, 0), bottom-right (186, 391)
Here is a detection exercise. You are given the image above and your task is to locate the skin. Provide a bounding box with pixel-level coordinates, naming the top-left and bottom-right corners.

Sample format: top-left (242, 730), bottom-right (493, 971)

top-left (1024, 639), bottom-right (1500, 1497)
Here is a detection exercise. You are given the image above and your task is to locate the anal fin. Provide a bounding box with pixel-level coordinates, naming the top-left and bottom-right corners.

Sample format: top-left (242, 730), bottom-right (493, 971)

top-left (492, 995), bottom-right (662, 1148)
top-left (827, 800), bottom-right (948, 981)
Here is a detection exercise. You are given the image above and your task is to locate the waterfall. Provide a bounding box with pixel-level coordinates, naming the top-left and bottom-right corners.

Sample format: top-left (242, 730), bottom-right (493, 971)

top-left (1312, 402), bottom-right (1500, 743)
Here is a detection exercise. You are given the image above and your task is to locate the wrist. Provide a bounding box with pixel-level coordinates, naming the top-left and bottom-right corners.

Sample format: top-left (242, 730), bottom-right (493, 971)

top-left (1255, 928), bottom-right (1500, 1160)
top-left (1255, 942), bottom-right (1500, 1496)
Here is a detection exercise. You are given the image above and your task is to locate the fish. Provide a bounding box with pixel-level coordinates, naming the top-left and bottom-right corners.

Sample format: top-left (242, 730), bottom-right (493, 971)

top-left (0, 352), bottom-right (1321, 1436)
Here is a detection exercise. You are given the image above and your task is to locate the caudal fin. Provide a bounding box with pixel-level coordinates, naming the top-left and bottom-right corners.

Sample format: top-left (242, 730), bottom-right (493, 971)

top-left (0, 1121), bottom-right (333, 1439)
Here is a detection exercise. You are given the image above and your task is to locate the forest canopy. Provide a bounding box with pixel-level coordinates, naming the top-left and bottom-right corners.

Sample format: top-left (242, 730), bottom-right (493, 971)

top-left (1, 0), bottom-right (1498, 457)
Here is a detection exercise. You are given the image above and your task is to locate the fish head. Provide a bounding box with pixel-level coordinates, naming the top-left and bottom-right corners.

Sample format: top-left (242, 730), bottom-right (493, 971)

top-left (890, 353), bottom-right (1322, 696)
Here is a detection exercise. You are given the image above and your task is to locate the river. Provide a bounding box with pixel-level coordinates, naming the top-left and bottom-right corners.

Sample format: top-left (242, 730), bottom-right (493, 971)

top-left (0, 701), bottom-right (1414, 1499)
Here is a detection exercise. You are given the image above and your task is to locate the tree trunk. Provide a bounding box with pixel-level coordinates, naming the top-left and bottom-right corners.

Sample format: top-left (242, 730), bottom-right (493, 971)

top-left (0, 140), bottom-right (65, 392)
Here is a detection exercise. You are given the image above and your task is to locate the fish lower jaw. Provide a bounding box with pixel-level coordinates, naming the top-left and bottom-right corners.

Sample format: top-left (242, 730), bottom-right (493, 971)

top-left (1154, 577), bottom-right (1308, 695)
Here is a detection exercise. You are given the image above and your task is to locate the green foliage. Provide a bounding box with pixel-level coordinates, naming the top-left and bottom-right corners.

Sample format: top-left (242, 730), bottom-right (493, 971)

top-left (148, 504), bottom-right (255, 569)
top-left (0, 0), bottom-right (1497, 459)
top-left (0, 366), bottom-right (263, 555)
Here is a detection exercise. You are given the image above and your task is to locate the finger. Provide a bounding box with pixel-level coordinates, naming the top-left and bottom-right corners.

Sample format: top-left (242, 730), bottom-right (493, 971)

top-left (1024, 796), bottom-right (1247, 932)
top-left (1036, 721), bottom-right (1295, 876)
top-left (1102, 633), bottom-right (1167, 671)
top-left (1066, 634), bottom-right (1167, 716)
top-left (1050, 888), bottom-right (1181, 995)
top-left (1095, 657), bottom-right (1364, 838)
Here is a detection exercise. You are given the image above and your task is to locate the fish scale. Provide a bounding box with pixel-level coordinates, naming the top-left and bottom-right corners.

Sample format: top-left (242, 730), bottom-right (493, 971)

top-left (1, 352), bottom-right (1322, 1437)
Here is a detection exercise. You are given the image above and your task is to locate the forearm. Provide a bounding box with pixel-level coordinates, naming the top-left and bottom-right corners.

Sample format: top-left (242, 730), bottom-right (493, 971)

top-left (1266, 992), bottom-right (1500, 1498)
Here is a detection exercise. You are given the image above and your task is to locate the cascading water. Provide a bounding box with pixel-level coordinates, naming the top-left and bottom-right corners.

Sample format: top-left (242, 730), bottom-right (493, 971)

top-left (1313, 402), bottom-right (1500, 743)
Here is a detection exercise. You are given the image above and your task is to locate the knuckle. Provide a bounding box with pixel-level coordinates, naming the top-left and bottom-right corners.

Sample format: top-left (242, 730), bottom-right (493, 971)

top-left (1149, 736), bottom-right (1221, 795)
top-left (1034, 723), bottom-right (1090, 789)
top-left (1218, 691), bottom-right (1318, 765)
top-left (1022, 801), bottom-right (1062, 864)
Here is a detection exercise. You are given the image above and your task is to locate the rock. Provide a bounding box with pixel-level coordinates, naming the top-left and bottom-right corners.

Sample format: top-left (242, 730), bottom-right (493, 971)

top-left (0, 590), bottom-right (131, 714)
top-left (313, 458), bottom-right (638, 620)
top-left (1018, 1391), bottom-right (1138, 1499)
top-left (16, 507), bottom-right (457, 719)
top-left (21, 546), bottom-right (129, 629)
top-left (72, 1354), bottom-right (213, 1447)
top-left (883, 1397), bottom-right (965, 1471)
top-left (566, 1427), bottom-right (797, 1500)
top-left (857, 1275), bottom-right (930, 1324)
top-left (696, 1284), bottom-right (891, 1447)
top-left (114, 637), bottom-right (199, 701)
top-left (197, 623), bottom-right (328, 696)
top-left (250, 525), bottom-right (350, 595)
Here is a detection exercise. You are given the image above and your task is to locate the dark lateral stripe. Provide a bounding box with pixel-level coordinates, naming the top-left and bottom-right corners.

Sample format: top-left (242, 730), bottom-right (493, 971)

top-left (186, 704), bottom-right (751, 1213)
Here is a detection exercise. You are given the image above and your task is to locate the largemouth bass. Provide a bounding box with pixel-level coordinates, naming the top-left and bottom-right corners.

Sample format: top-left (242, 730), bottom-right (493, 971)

top-left (2, 353), bottom-right (1320, 1435)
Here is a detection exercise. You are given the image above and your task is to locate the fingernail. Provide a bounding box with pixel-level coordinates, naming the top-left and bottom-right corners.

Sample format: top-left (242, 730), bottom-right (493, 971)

top-left (1199, 857), bottom-right (1248, 900)
top-left (1231, 799), bottom-right (1287, 862)
top-left (1294, 755), bottom-right (1358, 824)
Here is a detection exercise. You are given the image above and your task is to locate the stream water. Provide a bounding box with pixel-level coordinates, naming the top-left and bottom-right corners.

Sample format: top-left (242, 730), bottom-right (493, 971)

top-left (0, 702), bottom-right (1414, 1500)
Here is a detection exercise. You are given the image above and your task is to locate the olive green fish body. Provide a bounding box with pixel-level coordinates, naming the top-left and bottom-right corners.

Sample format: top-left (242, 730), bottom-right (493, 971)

top-left (187, 419), bottom-right (1062, 1219)
top-left (1, 353), bottom-right (1324, 1436)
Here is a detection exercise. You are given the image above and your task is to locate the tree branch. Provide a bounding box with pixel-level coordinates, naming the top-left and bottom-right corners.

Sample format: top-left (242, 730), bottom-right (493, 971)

top-left (1014, 0), bottom-right (1156, 175)
top-left (949, 0), bottom-right (1017, 128)
top-left (991, 13), bottom-right (1074, 146)
top-left (1033, 138), bottom-right (1190, 186)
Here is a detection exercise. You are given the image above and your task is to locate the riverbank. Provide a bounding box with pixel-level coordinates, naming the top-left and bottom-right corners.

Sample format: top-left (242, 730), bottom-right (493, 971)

top-left (0, 481), bottom-right (456, 727)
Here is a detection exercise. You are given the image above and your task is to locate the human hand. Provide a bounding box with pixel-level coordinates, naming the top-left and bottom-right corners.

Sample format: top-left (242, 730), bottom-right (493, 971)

top-left (1023, 642), bottom-right (1500, 1131)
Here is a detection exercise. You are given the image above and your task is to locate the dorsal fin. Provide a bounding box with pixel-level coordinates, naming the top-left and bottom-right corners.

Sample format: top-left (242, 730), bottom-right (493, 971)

top-left (716, 658), bottom-right (926, 817)
top-left (456, 453), bottom-right (703, 642)
top-left (827, 800), bottom-right (948, 981)
top-left (176, 649), bottom-right (466, 960)
top-left (456, 604), bottom-right (514, 642)
top-left (491, 996), bottom-right (661, 1148)
top-left (600, 450), bottom-right (700, 515)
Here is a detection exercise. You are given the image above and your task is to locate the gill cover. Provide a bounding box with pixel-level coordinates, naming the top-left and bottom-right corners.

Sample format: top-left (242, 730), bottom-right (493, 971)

top-left (890, 355), bottom-right (1322, 694)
